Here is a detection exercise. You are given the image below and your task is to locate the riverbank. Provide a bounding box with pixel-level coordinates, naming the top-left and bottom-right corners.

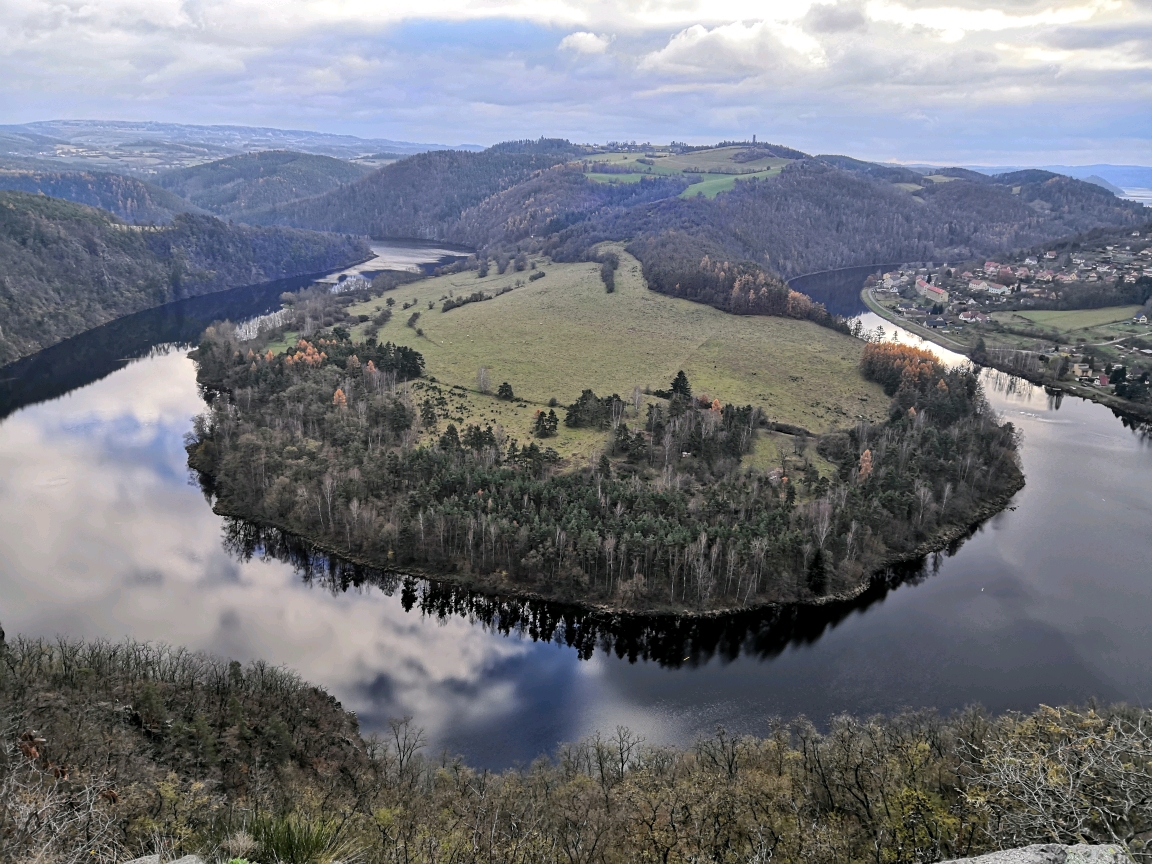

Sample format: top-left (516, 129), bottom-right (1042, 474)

top-left (860, 287), bottom-right (1152, 424)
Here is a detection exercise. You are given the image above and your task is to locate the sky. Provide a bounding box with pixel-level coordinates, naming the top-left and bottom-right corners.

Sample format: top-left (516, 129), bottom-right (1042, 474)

top-left (1, 0), bottom-right (1151, 165)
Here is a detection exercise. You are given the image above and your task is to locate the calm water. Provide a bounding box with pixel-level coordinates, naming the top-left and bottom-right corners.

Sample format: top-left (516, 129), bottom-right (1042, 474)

top-left (2, 268), bottom-right (1151, 769)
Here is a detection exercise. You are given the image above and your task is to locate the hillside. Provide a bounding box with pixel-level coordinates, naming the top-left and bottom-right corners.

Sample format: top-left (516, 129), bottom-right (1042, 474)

top-left (155, 150), bottom-right (372, 217)
top-left (244, 146), bottom-right (580, 236)
top-left (0, 165), bottom-right (199, 223)
top-left (253, 143), bottom-right (1145, 327)
top-left (5, 634), bottom-right (1147, 864)
top-left (0, 191), bottom-right (368, 364)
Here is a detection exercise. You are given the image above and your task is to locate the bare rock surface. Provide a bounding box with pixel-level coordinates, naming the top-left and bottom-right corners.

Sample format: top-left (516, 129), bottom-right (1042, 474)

top-left (941, 844), bottom-right (1127, 864)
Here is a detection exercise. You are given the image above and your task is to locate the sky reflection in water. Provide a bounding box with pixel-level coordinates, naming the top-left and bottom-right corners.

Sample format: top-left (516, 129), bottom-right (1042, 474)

top-left (2, 330), bottom-right (1152, 769)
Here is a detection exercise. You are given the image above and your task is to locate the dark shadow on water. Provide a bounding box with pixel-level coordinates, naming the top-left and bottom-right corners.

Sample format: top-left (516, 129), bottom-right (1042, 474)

top-left (220, 516), bottom-right (990, 670)
top-left (0, 273), bottom-right (322, 421)
top-left (788, 263), bottom-right (908, 317)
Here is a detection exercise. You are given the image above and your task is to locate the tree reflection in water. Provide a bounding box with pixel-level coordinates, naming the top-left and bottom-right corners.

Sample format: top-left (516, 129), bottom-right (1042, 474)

top-left (222, 517), bottom-right (985, 670)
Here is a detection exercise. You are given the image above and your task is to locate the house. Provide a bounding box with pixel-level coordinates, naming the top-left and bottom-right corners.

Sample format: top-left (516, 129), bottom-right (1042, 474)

top-left (968, 280), bottom-right (990, 292)
top-left (1037, 270), bottom-right (1055, 282)
top-left (915, 279), bottom-right (949, 303)
top-left (1070, 362), bottom-right (1092, 377)
top-left (959, 310), bottom-right (990, 323)
top-left (1024, 257), bottom-right (1038, 266)
top-left (1133, 313), bottom-right (1149, 325)
top-left (925, 317), bottom-right (949, 329)
top-left (987, 285), bottom-right (1012, 296)
top-left (1044, 250), bottom-right (1058, 259)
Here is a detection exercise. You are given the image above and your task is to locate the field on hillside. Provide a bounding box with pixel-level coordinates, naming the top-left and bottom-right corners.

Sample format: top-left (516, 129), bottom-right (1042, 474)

top-left (1011, 306), bottom-right (1142, 330)
top-left (335, 250), bottom-right (886, 460)
top-left (679, 169), bottom-right (781, 199)
top-left (585, 147), bottom-right (793, 175)
top-left (583, 146), bottom-right (792, 200)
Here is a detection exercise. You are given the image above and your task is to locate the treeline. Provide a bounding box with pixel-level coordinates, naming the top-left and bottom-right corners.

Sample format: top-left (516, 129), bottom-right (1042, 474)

top-left (0, 191), bottom-right (369, 365)
top-left (187, 321), bottom-right (1021, 613)
top-left (0, 164), bottom-right (198, 223)
top-left (155, 150), bottom-right (371, 218)
top-left (5, 634), bottom-right (1150, 864)
top-left (626, 234), bottom-right (847, 329)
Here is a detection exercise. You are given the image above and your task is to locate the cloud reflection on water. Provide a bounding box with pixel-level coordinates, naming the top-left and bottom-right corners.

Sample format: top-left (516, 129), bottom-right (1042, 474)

top-left (0, 349), bottom-right (541, 749)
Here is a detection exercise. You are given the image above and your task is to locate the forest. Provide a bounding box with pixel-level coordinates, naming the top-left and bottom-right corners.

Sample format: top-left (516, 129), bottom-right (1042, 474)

top-left (0, 163), bottom-right (198, 223)
top-left (244, 148), bottom-right (579, 236)
top-left (3, 633), bottom-right (1149, 864)
top-left (155, 150), bottom-right (372, 218)
top-left (185, 290), bottom-right (1022, 613)
top-left (0, 191), bottom-right (369, 364)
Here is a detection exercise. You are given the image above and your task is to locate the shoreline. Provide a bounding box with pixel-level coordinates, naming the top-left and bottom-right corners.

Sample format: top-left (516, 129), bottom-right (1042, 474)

top-left (209, 468), bottom-right (1026, 623)
top-left (860, 287), bottom-right (1152, 424)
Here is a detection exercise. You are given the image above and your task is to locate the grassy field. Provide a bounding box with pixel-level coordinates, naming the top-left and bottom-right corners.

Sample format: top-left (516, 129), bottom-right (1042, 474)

top-left (329, 250), bottom-right (886, 460)
top-left (585, 172), bottom-right (651, 185)
top-left (1009, 307), bottom-right (1141, 330)
top-left (583, 147), bottom-right (792, 200)
top-left (679, 169), bottom-right (781, 199)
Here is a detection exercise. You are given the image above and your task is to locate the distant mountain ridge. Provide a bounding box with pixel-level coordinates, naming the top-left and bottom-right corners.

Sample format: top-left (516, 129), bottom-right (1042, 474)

top-left (0, 120), bottom-right (481, 160)
top-left (904, 162), bottom-right (1152, 192)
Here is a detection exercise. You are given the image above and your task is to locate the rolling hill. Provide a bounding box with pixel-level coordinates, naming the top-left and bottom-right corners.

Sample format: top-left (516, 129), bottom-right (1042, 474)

top-left (155, 150), bottom-right (372, 217)
top-left (244, 146), bottom-right (579, 236)
top-left (0, 164), bottom-right (200, 223)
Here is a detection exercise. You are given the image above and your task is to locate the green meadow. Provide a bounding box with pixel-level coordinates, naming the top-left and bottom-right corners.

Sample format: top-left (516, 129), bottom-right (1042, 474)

top-left (333, 249), bottom-right (886, 460)
top-left (583, 146), bottom-right (792, 199)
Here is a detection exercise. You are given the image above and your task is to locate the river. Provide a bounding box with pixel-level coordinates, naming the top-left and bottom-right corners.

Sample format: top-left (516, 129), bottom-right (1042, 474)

top-left (2, 261), bottom-right (1151, 770)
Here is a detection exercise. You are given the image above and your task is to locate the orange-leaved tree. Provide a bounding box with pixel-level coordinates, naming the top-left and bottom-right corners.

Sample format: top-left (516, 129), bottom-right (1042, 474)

top-left (860, 343), bottom-right (940, 396)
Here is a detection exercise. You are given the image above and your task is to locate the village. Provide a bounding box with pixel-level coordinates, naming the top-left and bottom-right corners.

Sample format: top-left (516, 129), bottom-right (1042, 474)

top-left (864, 223), bottom-right (1152, 403)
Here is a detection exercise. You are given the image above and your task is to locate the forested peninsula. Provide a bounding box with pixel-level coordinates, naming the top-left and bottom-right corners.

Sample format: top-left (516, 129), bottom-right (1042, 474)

top-left (0, 191), bottom-right (369, 364)
top-left (186, 274), bottom-right (1023, 615)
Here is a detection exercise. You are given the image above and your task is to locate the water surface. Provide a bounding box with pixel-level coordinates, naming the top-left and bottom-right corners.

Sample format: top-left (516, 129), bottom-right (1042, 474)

top-left (2, 268), bottom-right (1151, 769)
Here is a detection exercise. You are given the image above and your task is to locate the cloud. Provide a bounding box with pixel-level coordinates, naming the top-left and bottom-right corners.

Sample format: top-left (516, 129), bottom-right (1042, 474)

top-left (804, 1), bottom-right (869, 33)
top-left (865, 0), bottom-right (1121, 42)
top-left (559, 31), bottom-right (613, 53)
top-left (640, 19), bottom-right (826, 78)
top-left (0, 0), bottom-right (1150, 163)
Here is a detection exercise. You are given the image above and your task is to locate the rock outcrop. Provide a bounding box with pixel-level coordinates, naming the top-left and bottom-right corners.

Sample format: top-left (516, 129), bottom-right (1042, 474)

top-left (942, 844), bottom-right (1128, 864)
